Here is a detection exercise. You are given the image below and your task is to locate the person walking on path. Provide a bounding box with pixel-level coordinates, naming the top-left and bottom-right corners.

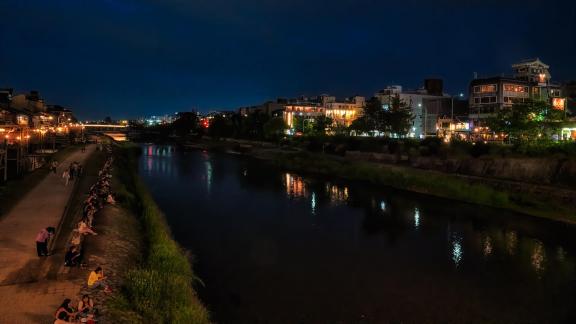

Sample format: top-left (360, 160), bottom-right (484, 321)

top-left (50, 160), bottom-right (59, 174)
top-left (35, 227), bottom-right (55, 257)
top-left (62, 169), bottom-right (70, 186)
top-left (69, 164), bottom-right (75, 181)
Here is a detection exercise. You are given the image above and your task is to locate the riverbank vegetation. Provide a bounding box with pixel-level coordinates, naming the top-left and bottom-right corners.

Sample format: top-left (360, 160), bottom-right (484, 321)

top-left (107, 143), bottom-right (210, 324)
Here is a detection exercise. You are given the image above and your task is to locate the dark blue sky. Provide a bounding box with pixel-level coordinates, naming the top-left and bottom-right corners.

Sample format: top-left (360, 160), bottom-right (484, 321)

top-left (1, 0), bottom-right (575, 119)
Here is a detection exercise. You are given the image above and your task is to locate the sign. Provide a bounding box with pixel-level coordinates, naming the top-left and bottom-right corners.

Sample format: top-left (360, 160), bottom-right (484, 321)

top-left (552, 98), bottom-right (566, 110)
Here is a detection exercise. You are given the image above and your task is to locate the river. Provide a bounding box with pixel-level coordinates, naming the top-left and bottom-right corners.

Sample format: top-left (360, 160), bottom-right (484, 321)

top-left (139, 144), bottom-right (576, 323)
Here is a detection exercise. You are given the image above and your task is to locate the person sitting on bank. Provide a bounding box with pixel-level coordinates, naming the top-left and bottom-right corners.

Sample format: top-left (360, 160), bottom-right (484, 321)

top-left (106, 193), bottom-right (116, 205)
top-left (54, 311), bottom-right (72, 324)
top-left (87, 267), bottom-right (111, 293)
top-left (77, 294), bottom-right (95, 318)
top-left (54, 298), bottom-right (76, 322)
top-left (64, 245), bottom-right (82, 267)
top-left (78, 220), bottom-right (97, 235)
top-left (35, 227), bottom-right (55, 257)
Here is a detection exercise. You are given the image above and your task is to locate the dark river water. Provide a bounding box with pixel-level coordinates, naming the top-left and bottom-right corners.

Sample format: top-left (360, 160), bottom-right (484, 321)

top-left (139, 145), bottom-right (576, 324)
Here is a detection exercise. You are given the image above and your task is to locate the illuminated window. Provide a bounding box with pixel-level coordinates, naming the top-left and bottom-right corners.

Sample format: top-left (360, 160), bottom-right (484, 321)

top-left (504, 84), bottom-right (528, 93)
top-left (477, 84), bottom-right (496, 93)
top-left (552, 98), bottom-right (565, 110)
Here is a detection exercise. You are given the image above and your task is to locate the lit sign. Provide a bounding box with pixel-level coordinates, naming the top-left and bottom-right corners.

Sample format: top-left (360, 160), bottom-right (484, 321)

top-left (552, 98), bottom-right (565, 110)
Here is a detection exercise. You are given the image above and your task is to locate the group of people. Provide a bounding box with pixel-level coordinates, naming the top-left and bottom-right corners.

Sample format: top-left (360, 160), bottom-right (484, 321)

top-left (65, 146), bottom-right (114, 267)
top-left (62, 161), bottom-right (83, 186)
top-left (54, 295), bottom-right (97, 323)
top-left (56, 144), bottom-right (115, 323)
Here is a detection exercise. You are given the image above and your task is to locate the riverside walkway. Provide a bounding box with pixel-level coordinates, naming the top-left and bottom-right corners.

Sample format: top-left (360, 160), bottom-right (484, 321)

top-left (0, 145), bottom-right (95, 324)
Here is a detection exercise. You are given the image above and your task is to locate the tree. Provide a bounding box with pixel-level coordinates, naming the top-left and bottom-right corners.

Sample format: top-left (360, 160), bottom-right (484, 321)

top-left (487, 99), bottom-right (562, 143)
top-left (293, 115), bottom-right (314, 134)
top-left (348, 116), bottom-right (372, 135)
top-left (172, 112), bottom-right (199, 137)
top-left (386, 96), bottom-right (413, 137)
top-left (240, 112), bottom-right (270, 139)
top-left (311, 116), bottom-right (333, 136)
top-left (364, 97), bottom-right (385, 134)
top-left (208, 114), bottom-right (234, 139)
top-left (263, 117), bottom-right (287, 140)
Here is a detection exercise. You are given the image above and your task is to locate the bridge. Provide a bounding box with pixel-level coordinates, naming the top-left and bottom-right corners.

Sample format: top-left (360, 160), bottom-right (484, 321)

top-left (80, 124), bottom-right (129, 141)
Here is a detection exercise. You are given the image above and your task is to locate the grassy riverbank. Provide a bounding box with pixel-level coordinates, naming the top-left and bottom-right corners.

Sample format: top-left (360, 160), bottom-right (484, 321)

top-left (108, 143), bottom-right (210, 323)
top-left (269, 150), bottom-right (576, 223)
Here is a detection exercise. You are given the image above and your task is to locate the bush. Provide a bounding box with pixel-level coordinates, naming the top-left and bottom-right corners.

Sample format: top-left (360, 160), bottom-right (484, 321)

top-left (470, 141), bottom-right (491, 157)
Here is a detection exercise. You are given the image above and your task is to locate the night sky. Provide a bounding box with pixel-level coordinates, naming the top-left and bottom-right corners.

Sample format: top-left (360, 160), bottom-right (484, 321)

top-left (1, 0), bottom-right (575, 119)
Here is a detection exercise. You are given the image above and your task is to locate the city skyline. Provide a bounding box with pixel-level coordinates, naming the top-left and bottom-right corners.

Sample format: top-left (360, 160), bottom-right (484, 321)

top-left (1, 0), bottom-right (575, 119)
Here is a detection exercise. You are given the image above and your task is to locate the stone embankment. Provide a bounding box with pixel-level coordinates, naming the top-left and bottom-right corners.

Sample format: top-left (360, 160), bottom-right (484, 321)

top-left (346, 151), bottom-right (576, 205)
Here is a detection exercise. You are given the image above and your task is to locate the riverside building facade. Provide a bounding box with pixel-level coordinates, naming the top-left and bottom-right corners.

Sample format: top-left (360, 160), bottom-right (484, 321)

top-left (374, 79), bottom-right (451, 138)
top-left (468, 58), bottom-right (566, 139)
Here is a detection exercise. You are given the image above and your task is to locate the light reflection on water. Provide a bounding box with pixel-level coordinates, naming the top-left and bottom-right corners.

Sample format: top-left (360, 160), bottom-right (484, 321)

top-left (138, 145), bottom-right (576, 323)
top-left (531, 240), bottom-right (546, 275)
top-left (506, 230), bottom-right (518, 255)
top-left (451, 233), bottom-right (463, 267)
top-left (284, 173), bottom-right (307, 198)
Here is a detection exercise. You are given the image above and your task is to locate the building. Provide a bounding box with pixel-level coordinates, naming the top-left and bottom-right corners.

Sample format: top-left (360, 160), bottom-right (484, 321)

top-left (283, 102), bottom-right (325, 130)
top-left (238, 100), bottom-right (285, 118)
top-left (469, 58), bottom-right (565, 128)
top-left (469, 76), bottom-right (532, 119)
top-left (47, 105), bottom-right (75, 126)
top-left (562, 81), bottom-right (576, 117)
top-left (324, 96), bottom-right (365, 127)
top-left (424, 96), bottom-right (470, 141)
top-left (281, 94), bottom-right (365, 131)
top-left (10, 90), bottom-right (47, 113)
top-left (374, 79), bottom-right (451, 138)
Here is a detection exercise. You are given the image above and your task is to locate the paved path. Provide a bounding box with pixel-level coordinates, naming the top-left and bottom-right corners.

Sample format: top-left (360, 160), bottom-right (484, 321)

top-left (0, 145), bottom-right (95, 323)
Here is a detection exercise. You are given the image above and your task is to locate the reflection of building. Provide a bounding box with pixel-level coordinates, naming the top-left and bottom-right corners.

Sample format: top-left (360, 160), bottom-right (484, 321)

top-left (284, 173), bottom-right (307, 198)
top-left (374, 79), bottom-right (451, 138)
top-left (325, 183), bottom-right (349, 203)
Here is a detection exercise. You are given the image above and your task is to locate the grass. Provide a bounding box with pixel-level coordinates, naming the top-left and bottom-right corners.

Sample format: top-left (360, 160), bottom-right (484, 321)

top-left (271, 151), bottom-right (576, 223)
top-left (0, 145), bottom-right (79, 218)
top-left (106, 143), bottom-right (210, 324)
